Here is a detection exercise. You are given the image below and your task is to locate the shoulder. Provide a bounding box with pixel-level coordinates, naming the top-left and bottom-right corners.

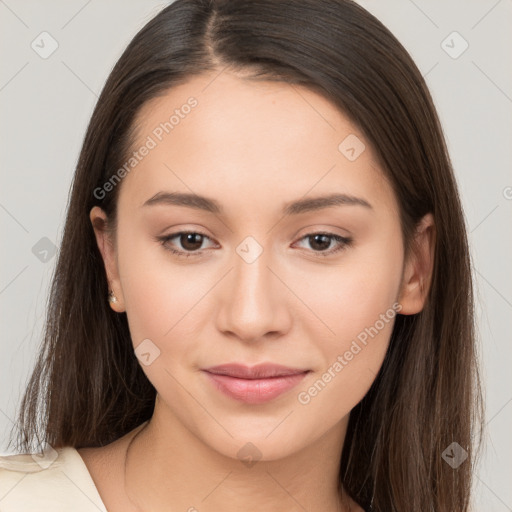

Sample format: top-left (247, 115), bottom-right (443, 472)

top-left (0, 446), bottom-right (108, 512)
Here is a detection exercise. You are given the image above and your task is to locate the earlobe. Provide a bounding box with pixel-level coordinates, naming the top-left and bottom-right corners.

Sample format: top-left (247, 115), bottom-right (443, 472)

top-left (397, 213), bottom-right (436, 315)
top-left (89, 206), bottom-right (125, 312)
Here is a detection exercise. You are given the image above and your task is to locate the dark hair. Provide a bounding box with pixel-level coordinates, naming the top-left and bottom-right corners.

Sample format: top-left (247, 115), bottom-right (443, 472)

top-left (10, 1), bottom-right (483, 510)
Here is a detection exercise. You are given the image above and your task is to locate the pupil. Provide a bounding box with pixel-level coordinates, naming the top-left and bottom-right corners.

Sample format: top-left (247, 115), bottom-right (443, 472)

top-left (311, 234), bottom-right (330, 251)
top-left (182, 233), bottom-right (202, 250)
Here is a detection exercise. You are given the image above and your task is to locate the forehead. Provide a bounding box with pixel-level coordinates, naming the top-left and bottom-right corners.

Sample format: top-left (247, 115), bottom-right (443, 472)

top-left (117, 70), bottom-right (397, 219)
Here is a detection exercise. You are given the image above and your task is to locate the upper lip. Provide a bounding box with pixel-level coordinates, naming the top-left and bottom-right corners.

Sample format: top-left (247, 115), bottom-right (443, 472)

top-left (203, 363), bottom-right (310, 379)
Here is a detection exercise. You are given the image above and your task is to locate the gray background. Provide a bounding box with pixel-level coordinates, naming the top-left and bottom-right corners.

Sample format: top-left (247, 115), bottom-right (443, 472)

top-left (1, 0), bottom-right (511, 509)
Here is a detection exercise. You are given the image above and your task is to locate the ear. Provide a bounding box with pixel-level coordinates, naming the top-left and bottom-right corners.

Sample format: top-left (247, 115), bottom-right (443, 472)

top-left (397, 213), bottom-right (436, 315)
top-left (89, 206), bottom-right (125, 313)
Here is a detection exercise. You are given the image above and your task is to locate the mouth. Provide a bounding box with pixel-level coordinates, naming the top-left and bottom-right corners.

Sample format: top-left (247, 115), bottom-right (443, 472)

top-left (202, 363), bottom-right (311, 404)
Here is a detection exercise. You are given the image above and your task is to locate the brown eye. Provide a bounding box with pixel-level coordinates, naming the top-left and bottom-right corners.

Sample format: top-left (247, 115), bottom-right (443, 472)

top-left (157, 231), bottom-right (216, 258)
top-left (294, 232), bottom-right (353, 257)
top-left (179, 233), bottom-right (205, 251)
top-left (308, 234), bottom-right (332, 251)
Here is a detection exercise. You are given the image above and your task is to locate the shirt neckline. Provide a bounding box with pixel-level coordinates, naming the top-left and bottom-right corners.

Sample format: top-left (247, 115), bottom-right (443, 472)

top-left (62, 445), bottom-right (110, 511)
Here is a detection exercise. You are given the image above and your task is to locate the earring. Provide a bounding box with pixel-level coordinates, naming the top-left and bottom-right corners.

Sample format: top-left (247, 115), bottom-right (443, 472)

top-left (108, 290), bottom-right (118, 304)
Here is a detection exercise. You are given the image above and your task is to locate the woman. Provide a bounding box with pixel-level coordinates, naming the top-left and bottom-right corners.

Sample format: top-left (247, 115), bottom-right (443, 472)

top-left (0, 0), bottom-right (483, 510)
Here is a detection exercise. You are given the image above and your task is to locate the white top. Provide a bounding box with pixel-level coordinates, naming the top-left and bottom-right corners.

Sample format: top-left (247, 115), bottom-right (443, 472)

top-left (0, 446), bottom-right (108, 511)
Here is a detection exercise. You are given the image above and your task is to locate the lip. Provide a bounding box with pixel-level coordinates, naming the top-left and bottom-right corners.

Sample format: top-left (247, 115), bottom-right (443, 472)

top-left (202, 363), bottom-right (310, 404)
top-left (203, 363), bottom-right (310, 379)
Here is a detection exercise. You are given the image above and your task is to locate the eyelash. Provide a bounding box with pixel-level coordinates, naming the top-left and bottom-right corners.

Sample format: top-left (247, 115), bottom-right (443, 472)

top-left (156, 231), bottom-right (353, 259)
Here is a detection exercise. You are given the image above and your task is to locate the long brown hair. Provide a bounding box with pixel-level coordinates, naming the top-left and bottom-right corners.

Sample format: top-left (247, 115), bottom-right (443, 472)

top-left (10, 1), bottom-right (483, 510)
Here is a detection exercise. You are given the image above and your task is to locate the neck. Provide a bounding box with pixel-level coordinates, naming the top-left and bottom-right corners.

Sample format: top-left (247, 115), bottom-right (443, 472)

top-left (123, 403), bottom-right (354, 512)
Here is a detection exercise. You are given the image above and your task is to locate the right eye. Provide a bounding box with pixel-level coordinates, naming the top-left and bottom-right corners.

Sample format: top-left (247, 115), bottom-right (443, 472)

top-left (156, 231), bottom-right (217, 258)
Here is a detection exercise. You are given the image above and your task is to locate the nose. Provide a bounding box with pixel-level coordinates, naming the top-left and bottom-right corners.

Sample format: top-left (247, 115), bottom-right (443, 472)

top-left (215, 245), bottom-right (292, 344)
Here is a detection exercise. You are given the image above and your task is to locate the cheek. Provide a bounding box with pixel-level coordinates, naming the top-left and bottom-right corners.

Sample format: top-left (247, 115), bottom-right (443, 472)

top-left (116, 230), bottom-right (208, 350)
top-left (296, 233), bottom-right (403, 345)
top-left (293, 234), bottom-right (403, 408)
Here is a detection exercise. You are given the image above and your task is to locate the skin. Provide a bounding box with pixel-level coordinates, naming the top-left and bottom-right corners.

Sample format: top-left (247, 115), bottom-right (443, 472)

top-left (83, 70), bottom-right (435, 512)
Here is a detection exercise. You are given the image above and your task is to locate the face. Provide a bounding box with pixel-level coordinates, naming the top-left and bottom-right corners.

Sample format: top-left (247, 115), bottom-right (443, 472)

top-left (91, 70), bottom-right (432, 461)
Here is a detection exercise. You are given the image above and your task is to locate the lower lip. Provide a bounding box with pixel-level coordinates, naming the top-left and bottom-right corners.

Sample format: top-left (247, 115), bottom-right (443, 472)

top-left (203, 371), bottom-right (309, 404)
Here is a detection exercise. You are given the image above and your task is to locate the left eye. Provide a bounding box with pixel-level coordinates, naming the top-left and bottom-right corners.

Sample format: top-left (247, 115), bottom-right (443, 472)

top-left (293, 233), bottom-right (352, 256)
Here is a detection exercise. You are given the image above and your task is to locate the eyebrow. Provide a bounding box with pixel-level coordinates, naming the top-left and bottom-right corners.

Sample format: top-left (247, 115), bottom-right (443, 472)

top-left (142, 191), bottom-right (373, 215)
